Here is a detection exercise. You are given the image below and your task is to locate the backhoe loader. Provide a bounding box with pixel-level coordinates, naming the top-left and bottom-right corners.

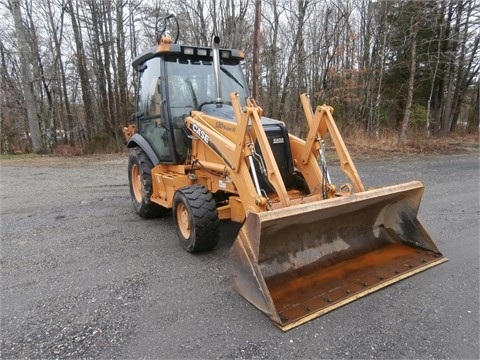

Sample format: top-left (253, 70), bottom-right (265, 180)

top-left (123, 15), bottom-right (446, 331)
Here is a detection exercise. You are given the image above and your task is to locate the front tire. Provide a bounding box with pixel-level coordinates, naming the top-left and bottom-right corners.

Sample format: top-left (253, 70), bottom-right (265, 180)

top-left (128, 147), bottom-right (168, 218)
top-left (173, 185), bottom-right (219, 252)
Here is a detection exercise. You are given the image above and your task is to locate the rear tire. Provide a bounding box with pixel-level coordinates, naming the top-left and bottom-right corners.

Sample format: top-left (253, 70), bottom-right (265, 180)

top-left (128, 147), bottom-right (168, 218)
top-left (173, 185), bottom-right (219, 252)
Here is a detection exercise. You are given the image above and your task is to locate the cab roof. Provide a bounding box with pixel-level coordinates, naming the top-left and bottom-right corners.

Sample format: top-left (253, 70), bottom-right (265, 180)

top-left (132, 43), bottom-right (245, 69)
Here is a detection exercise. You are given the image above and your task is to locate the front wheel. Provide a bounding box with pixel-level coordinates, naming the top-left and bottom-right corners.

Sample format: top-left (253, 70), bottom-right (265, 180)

top-left (173, 185), bottom-right (219, 252)
top-left (128, 148), bottom-right (168, 218)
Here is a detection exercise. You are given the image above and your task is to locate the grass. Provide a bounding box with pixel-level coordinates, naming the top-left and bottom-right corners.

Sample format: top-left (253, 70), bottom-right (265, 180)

top-left (338, 126), bottom-right (479, 157)
top-left (0, 153), bottom-right (39, 161)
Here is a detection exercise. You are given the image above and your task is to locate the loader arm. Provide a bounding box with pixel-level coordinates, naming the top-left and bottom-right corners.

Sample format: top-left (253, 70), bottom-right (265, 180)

top-left (184, 92), bottom-right (294, 213)
top-left (184, 92), bottom-right (371, 214)
top-left (300, 94), bottom-right (364, 192)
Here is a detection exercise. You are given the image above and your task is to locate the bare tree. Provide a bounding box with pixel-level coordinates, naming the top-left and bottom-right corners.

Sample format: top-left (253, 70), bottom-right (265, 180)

top-left (261, 0), bottom-right (283, 117)
top-left (1, 0), bottom-right (478, 154)
top-left (399, 2), bottom-right (419, 144)
top-left (252, 0), bottom-right (261, 100)
top-left (10, 0), bottom-right (45, 153)
top-left (434, 0), bottom-right (480, 135)
top-left (116, 0), bottom-right (129, 128)
top-left (277, 0), bottom-right (310, 135)
top-left (44, 0), bottom-right (74, 145)
top-left (66, 0), bottom-right (96, 143)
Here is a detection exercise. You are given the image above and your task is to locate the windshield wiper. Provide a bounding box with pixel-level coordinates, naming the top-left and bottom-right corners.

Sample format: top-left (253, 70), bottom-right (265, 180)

top-left (197, 100), bottom-right (215, 110)
top-left (220, 66), bottom-right (244, 89)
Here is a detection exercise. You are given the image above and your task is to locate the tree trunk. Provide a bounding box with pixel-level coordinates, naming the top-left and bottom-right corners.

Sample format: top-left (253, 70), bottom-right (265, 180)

top-left (46, 1), bottom-right (74, 145)
top-left (371, 0), bottom-right (389, 138)
top-left (11, 0), bottom-right (45, 154)
top-left (66, 0), bottom-right (95, 141)
top-left (468, 78), bottom-right (479, 133)
top-left (449, 1), bottom-right (478, 132)
top-left (440, 1), bottom-right (463, 135)
top-left (399, 5), bottom-right (419, 144)
top-left (252, 0), bottom-right (261, 100)
top-left (426, 1), bottom-right (445, 138)
top-left (88, 0), bottom-right (108, 133)
top-left (265, 0), bottom-right (280, 117)
top-left (116, 2), bottom-right (128, 123)
top-left (278, 0), bottom-right (308, 128)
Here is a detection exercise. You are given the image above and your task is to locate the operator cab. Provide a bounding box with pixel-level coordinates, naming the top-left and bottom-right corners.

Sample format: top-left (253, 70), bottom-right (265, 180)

top-left (131, 42), bottom-right (249, 164)
top-left (129, 15), bottom-right (301, 194)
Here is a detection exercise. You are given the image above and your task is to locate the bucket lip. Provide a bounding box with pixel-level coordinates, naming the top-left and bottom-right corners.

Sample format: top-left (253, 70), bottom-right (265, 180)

top-left (275, 255), bottom-right (448, 332)
top-left (250, 180), bottom-right (425, 222)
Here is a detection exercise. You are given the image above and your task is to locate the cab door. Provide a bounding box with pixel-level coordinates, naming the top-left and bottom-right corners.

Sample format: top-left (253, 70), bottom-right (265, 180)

top-left (135, 57), bottom-right (174, 162)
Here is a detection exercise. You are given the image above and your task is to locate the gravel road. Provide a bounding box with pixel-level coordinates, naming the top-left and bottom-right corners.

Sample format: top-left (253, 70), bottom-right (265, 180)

top-left (1, 152), bottom-right (479, 359)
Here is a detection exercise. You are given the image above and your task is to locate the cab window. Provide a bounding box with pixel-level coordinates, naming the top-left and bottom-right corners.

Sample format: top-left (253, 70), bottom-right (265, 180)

top-left (136, 58), bottom-right (172, 162)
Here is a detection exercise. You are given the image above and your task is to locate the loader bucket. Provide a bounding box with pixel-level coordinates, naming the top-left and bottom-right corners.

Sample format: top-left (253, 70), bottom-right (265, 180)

top-left (230, 181), bottom-right (447, 331)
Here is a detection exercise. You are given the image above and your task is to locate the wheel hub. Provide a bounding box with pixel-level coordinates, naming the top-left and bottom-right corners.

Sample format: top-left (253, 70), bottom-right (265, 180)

top-left (177, 203), bottom-right (191, 239)
top-left (131, 164), bottom-right (143, 203)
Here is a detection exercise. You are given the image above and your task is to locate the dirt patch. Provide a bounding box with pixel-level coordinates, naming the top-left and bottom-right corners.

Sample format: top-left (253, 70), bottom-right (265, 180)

top-left (0, 152), bottom-right (128, 168)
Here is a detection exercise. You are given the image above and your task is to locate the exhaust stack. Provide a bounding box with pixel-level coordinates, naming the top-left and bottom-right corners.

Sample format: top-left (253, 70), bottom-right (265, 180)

top-left (212, 36), bottom-right (222, 106)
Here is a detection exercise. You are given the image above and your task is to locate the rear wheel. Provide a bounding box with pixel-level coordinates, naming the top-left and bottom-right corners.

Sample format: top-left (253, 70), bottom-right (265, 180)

top-left (128, 148), bottom-right (168, 218)
top-left (173, 185), bottom-right (219, 252)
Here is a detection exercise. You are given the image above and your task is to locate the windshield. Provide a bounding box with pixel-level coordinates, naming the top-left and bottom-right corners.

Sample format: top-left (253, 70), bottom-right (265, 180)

top-left (164, 57), bottom-right (249, 121)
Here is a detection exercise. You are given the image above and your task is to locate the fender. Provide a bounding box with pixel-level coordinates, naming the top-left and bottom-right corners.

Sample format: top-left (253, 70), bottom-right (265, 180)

top-left (126, 133), bottom-right (160, 166)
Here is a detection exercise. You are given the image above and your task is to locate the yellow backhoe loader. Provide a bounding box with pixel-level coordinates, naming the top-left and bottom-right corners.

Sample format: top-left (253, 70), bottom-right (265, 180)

top-left (123, 15), bottom-right (446, 331)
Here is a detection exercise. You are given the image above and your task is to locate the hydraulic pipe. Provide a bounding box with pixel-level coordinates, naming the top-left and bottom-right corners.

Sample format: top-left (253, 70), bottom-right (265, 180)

top-left (248, 155), bottom-right (262, 196)
top-left (212, 36), bottom-right (222, 105)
